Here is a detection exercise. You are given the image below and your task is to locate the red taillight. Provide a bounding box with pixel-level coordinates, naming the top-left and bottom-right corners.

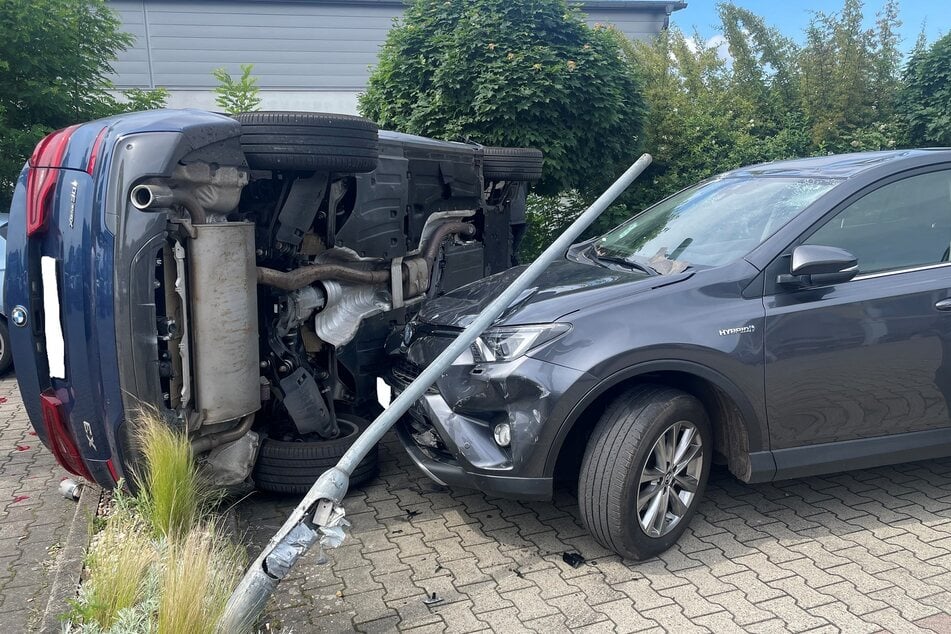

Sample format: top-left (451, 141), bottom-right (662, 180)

top-left (39, 391), bottom-right (93, 481)
top-left (26, 125), bottom-right (79, 236)
top-left (86, 126), bottom-right (108, 175)
top-left (106, 459), bottom-right (120, 484)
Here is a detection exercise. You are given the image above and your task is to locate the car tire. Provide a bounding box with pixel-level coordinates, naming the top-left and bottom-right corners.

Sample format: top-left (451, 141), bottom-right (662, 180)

top-left (0, 319), bottom-right (12, 375)
top-left (234, 111), bottom-right (380, 173)
top-left (578, 385), bottom-right (711, 560)
top-left (252, 415), bottom-right (379, 495)
top-left (482, 147), bottom-right (544, 182)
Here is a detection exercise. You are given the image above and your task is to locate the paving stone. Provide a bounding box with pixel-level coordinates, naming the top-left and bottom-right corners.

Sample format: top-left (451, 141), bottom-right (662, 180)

top-left (705, 589), bottom-right (776, 626)
top-left (807, 602), bottom-right (879, 634)
top-left (752, 597), bottom-right (832, 632)
top-left (229, 422), bottom-right (951, 634)
top-left (639, 604), bottom-right (711, 633)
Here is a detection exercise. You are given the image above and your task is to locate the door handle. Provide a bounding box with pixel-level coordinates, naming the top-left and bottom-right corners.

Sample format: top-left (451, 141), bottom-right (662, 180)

top-left (936, 298), bottom-right (951, 311)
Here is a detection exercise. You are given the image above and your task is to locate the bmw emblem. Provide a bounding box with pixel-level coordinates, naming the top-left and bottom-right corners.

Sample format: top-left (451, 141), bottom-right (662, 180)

top-left (10, 306), bottom-right (28, 328)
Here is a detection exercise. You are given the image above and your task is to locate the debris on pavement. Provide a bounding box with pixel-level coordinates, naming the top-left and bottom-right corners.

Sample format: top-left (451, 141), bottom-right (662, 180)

top-left (422, 592), bottom-right (444, 606)
top-left (59, 478), bottom-right (82, 500)
top-left (562, 551), bottom-right (586, 568)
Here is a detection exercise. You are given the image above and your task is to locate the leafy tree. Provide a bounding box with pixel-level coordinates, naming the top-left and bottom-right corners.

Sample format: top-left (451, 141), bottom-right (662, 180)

top-left (797, 0), bottom-right (902, 151)
top-left (121, 87), bottom-right (170, 112)
top-left (213, 64), bottom-right (262, 115)
top-left (359, 0), bottom-right (645, 196)
top-left (0, 0), bottom-right (132, 206)
top-left (898, 33), bottom-right (951, 147)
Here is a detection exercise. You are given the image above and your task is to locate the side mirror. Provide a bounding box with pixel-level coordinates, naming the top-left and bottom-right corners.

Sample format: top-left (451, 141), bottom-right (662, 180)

top-left (779, 245), bottom-right (858, 287)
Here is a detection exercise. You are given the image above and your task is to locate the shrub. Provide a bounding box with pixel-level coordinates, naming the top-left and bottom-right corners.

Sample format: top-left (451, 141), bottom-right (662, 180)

top-left (898, 33), bottom-right (951, 147)
top-left (120, 87), bottom-right (170, 112)
top-left (359, 0), bottom-right (646, 196)
top-left (213, 64), bottom-right (262, 115)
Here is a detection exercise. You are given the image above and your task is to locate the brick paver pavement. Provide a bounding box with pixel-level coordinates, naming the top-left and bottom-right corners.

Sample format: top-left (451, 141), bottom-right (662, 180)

top-left (0, 375), bottom-right (80, 631)
top-left (1, 364), bottom-right (950, 633)
top-left (238, 432), bottom-right (951, 633)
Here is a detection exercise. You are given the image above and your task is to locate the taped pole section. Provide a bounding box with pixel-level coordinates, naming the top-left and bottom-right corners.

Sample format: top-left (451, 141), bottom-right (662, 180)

top-left (218, 153), bottom-right (653, 632)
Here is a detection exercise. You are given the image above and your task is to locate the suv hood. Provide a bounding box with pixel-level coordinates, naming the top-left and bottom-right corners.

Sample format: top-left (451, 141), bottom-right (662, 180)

top-left (419, 258), bottom-right (691, 327)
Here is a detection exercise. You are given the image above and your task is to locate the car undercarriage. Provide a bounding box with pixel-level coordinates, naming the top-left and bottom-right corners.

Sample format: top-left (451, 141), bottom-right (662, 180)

top-left (126, 112), bottom-right (542, 492)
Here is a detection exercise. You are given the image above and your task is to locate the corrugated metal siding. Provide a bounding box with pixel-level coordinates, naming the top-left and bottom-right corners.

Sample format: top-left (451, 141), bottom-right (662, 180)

top-left (583, 9), bottom-right (667, 41)
top-left (108, 1), bottom-right (670, 90)
top-left (110, 0), bottom-right (404, 89)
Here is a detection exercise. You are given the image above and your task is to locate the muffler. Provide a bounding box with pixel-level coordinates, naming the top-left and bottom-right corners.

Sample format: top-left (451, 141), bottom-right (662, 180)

top-left (188, 223), bottom-right (261, 425)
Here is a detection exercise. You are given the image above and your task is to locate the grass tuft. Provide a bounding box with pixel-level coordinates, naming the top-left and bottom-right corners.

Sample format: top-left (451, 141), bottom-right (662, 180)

top-left (157, 524), bottom-right (245, 634)
top-left (69, 502), bottom-right (156, 629)
top-left (134, 409), bottom-right (211, 539)
top-left (65, 410), bottom-right (247, 633)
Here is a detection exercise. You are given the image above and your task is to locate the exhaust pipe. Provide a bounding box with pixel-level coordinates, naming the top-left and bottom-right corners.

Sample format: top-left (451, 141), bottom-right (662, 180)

top-left (130, 182), bottom-right (207, 224)
top-left (256, 222), bottom-right (477, 292)
top-left (191, 413), bottom-right (256, 454)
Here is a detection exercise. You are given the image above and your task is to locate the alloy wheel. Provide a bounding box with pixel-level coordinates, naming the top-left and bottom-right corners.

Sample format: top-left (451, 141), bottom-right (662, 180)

top-left (636, 420), bottom-right (704, 538)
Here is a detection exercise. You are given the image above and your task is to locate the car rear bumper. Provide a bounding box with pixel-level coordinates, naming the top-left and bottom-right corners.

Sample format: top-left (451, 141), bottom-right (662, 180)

top-left (4, 110), bottom-right (246, 488)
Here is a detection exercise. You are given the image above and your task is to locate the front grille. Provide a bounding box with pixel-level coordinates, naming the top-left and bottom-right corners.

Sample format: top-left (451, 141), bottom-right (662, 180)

top-left (391, 359), bottom-right (438, 394)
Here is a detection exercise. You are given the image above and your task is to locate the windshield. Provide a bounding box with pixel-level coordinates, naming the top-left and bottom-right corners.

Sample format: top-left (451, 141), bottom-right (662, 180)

top-left (595, 176), bottom-right (839, 269)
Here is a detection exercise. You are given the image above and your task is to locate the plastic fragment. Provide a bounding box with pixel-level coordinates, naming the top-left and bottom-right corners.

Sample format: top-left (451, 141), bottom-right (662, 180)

top-left (562, 552), bottom-right (586, 568)
top-left (422, 592), bottom-right (443, 606)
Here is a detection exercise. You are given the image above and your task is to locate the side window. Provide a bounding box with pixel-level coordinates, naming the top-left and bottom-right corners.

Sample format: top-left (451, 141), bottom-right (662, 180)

top-left (804, 170), bottom-right (951, 275)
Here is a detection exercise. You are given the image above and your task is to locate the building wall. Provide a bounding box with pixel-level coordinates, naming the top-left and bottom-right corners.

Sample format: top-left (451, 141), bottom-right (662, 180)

top-left (109, 0), bottom-right (677, 114)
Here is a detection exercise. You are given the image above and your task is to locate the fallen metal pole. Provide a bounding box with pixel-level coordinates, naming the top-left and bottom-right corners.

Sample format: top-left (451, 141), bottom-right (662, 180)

top-left (217, 153), bottom-right (652, 632)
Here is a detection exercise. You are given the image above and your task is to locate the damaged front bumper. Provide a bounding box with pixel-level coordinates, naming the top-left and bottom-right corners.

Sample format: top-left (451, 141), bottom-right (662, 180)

top-left (387, 330), bottom-right (589, 500)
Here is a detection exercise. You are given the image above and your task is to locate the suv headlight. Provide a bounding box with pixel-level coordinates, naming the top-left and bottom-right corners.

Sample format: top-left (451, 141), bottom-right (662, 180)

top-left (470, 323), bottom-right (571, 363)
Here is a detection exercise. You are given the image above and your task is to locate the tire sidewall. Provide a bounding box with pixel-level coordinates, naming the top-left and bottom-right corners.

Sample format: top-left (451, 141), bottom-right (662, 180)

top-left (260, 417), bottom-right (361, 453)
top-left (253, 414), bottom-right (379, 494)
top-left (0, 319), bottom-right (12, 374)
top-left (619, 394), bottom-right (712, 558)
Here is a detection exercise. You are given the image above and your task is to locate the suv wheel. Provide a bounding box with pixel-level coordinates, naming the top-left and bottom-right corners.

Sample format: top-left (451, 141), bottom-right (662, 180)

top-left (578, 385), bottom-right (711, 560)
top-left (234, 111), bottom-right (380, 173)
top-left (482, 147), bottom-right (544, 182)
top-left (0, 319), bottom-right (12, 374)
top-left (252, 414), bottom-right (379, 495)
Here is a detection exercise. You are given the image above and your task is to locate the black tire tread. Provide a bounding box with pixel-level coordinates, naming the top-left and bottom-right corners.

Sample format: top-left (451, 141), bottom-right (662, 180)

top-left (0, 320), bottom-right (11, 375)
top-left (578, 385), bottom-right (707, 559)
top-left (234, 111), bottom-right (380, 173)
top-left (483, 146), bottom-right (544, 181)
top-left (253, 416), bottom-right (379, 494)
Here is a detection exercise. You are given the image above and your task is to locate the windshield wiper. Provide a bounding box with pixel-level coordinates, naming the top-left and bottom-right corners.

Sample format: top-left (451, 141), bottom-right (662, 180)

top-left (590, 250), bottom-right (660, 276)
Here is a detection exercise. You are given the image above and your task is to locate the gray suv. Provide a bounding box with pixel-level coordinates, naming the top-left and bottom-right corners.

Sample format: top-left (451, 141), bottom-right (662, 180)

top-left (388, 149), bottom-right (951, 560)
